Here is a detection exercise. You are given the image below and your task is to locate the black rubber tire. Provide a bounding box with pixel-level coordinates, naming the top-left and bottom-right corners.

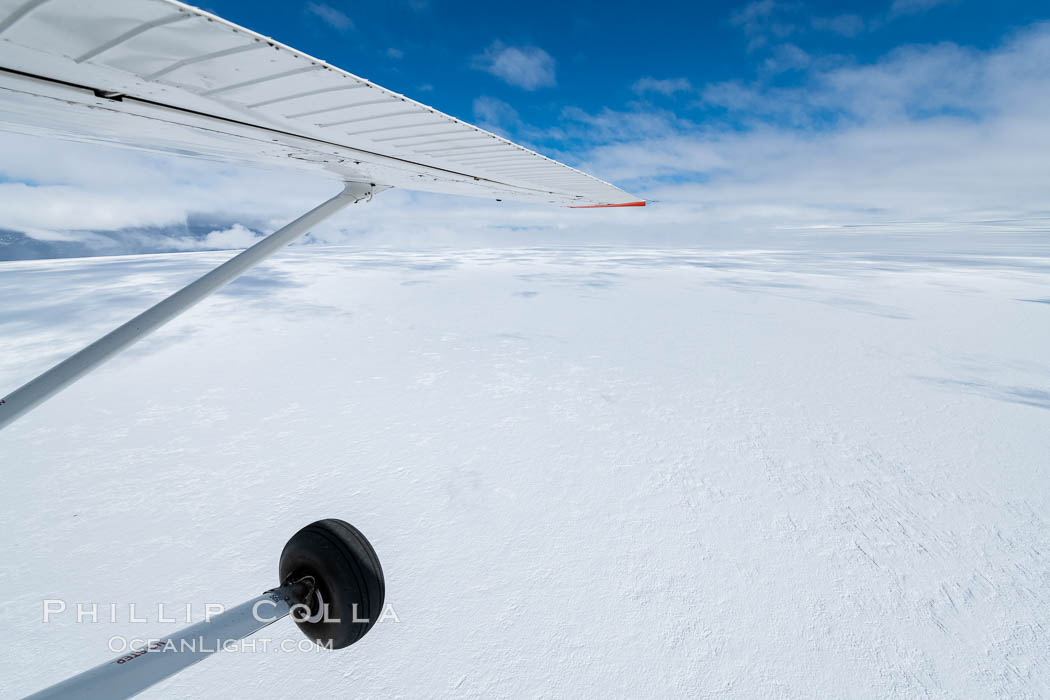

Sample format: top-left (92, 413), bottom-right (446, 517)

top-left (279, 519), bottom-right (385, 649)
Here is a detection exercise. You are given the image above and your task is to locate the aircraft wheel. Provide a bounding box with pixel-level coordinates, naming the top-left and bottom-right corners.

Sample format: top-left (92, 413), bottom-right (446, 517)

top-left (279, 519), bottom-right (385, 649)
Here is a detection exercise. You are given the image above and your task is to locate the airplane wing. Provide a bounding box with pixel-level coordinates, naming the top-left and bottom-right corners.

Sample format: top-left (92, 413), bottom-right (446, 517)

top-left (0, 0), bottom-right (642, 207)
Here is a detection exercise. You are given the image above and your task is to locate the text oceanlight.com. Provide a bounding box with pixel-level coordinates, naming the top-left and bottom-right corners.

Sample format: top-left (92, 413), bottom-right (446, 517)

top-left (110, 636), bottom-right (333, 657)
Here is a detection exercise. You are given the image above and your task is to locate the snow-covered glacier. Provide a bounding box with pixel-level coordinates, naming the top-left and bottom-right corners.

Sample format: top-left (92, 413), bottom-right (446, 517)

top-left (2, 246), bottom-right (1048, 698)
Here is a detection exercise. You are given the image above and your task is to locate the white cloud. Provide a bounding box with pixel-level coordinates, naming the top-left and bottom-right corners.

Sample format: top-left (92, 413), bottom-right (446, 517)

top-left (732, 4), bottom-right (872, 51)
top-left (573, 24), bottom-right (1050, 237)
top-left (472, 41), bottom-right (556, 90)
top-left (701, 39), bottom-right (995, 125)
top-left (472, 96), bottom-right (561, 145)
top-left (0, 183), bottom-right (190, 233)
top-left (761, 44), bottom-right (812, 73)
top-left (193, 224), bottom-right (263, 251)
top-left (306, 3), bottom-right (353, 32)
top-left (0, 137), bottom-right (342, 253)
top-left (632, 77), bottom-right (694, 96)
top-left (386, 47), bottom-right (404, 59)
top-left (558, 105), bottom-right (688, 142)
top-left (730, 0), bottom-right (799, 50)
top-left (473, 96), bottom-right (521, 131)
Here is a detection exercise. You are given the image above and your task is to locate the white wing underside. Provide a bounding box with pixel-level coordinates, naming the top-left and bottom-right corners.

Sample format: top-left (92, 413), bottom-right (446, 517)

top-left (0, 0), bottom-right (641, 206)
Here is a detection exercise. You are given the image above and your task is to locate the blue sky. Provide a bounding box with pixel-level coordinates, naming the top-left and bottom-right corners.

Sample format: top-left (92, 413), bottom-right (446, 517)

top-left (200, 1), bottom-right (1040, 111)
top-left (1, 0), bottom-right (1049, 258)
top-left (199, 0), bottom-right (1044, 133)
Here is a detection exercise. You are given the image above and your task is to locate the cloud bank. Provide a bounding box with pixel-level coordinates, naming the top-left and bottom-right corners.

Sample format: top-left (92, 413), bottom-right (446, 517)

top-left (1, 20), bottom-right (1049, 259)
top-left (578, 22), bottom-right (1050, 239)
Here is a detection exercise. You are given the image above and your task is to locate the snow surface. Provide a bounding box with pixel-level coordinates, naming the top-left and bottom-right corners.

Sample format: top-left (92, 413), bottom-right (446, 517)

top-left (1, 246), bottom-right (1049, 698)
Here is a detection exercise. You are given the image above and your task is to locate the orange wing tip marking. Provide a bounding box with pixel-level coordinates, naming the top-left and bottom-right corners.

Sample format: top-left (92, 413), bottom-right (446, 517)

top-left (569, 200), bottom-right (646, 209)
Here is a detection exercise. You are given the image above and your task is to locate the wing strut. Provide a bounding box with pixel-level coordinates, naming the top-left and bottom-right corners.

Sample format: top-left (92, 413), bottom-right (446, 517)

top-left (0, 181), bottom-right (380, 431)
